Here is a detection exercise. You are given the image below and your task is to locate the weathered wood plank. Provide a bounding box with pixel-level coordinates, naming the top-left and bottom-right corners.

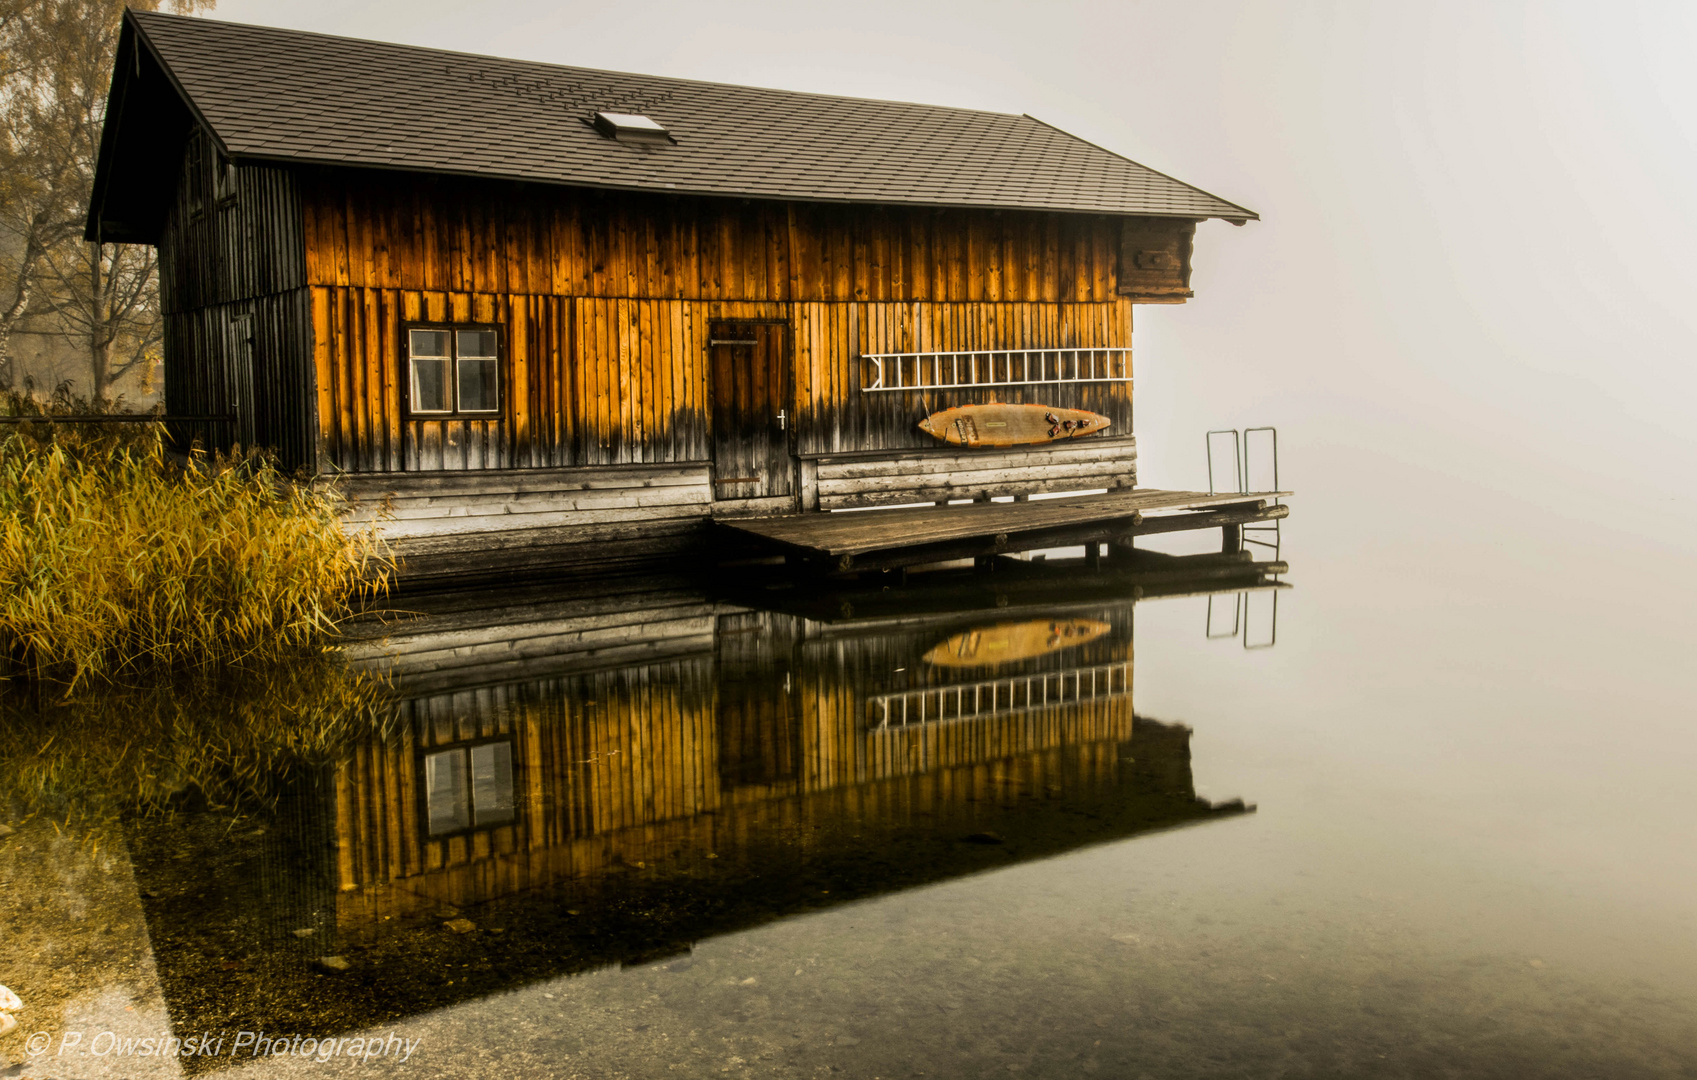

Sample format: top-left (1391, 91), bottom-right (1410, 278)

top-left (377, 498), bottom-right (711, 539)
top-left (336, 462), bottom-right (710, 498)
top-left (354, 481), bottom-right (712, 518)
top-left (785, 502), bottom-right (1288, 574)
top-left (348, 485), bottom-right (714, 524)
top-left (340, 477), bottom-right (711, 515)
top-left (812, 438), bottom-right (1135, 508)
top-left (815, 440), bottom-right (1136, 477)
top-left (817, 479), bottom-right (1129, 511)
top-left (391, 528), bottom-right (704, 581)
top-left (720, 490), bottom-right (1291, 557)
top-left (388, 515), bottom-right (708, 554)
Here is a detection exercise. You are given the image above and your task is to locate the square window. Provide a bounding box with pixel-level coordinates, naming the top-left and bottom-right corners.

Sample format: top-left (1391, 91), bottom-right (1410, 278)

top-left (405, 326), bottom-right (499, 418)
top-left (424, 741), bottom-right (517, 836)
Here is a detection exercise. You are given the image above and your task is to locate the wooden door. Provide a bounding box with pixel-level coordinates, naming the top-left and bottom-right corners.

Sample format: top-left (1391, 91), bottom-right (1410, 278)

top-left (225, 310), bottom-right (256, 449)
top-left (709, 321), bottom-right (795, 502)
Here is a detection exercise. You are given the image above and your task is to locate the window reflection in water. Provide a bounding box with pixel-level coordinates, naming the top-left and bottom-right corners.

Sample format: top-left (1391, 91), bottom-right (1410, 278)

top-left (425, 740), bottom-right (515, 835)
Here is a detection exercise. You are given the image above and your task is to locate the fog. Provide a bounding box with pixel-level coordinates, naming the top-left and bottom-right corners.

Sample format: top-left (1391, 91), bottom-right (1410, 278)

top-left (208, 1), bottom-right (1697, 547)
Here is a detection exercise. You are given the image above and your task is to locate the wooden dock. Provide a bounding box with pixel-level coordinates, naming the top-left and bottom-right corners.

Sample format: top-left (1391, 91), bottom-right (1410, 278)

top-left (716, 488), bottom-right (1290, 573)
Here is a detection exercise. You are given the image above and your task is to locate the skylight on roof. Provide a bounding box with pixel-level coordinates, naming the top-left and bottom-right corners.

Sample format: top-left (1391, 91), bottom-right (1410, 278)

top-left (592, 111), bottom-right (672, 144)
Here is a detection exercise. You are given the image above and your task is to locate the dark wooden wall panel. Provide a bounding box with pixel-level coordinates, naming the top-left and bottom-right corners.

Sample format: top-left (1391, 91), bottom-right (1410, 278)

top-left (162, 288), bottom-right (314, 469)
top-left (157, 129), bottom-right (307, 313)
top-left (156, 128), bottom-right (315, 469)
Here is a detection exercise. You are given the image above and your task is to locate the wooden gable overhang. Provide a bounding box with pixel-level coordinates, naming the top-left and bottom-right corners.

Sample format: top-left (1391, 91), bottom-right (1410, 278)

top-left (86, 16), bottom-right (201, 244)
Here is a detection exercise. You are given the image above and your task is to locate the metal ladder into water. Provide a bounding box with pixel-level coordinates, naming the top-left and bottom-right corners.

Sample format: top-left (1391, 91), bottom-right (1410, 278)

top-left (1204, 426), bottom-right (1281, 649)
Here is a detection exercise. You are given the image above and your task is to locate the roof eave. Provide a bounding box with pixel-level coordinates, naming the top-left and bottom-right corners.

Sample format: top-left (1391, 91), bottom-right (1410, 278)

top-left (228, 150), bottom-right (1237, 220)
top-left (1020, 114), bottom-right (1258, 225)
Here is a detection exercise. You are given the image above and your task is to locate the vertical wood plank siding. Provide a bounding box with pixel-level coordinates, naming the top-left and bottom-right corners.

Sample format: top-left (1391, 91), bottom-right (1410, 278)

top-left (163, 290), bottom-right (312, 466)
top-left (791, 298), bottom-right (1133, 456)
top-left (157, 129), bottom-right (314, 467)
top-left (298, 169), bottom-right (1141, 473)
top-left (301, 173), bottom-right (1119, 305)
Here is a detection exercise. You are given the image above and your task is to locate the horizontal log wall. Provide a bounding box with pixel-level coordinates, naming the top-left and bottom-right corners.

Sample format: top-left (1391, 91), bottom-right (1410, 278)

top-left (812, 437), bottom-right (1138, 510)
top-left (337, 463), bottom-right (714, 581)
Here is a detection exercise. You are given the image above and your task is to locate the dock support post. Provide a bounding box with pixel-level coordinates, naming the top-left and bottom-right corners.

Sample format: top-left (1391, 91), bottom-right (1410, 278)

top-left (1087, 543), bottom-right (1102, 570)
top-left (1222, 524), bottom-right (1243, 554)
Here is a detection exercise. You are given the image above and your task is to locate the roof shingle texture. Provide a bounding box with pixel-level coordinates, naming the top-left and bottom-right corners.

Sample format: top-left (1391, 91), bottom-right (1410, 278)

top-left (132, 12), bottom-right (1256, 221)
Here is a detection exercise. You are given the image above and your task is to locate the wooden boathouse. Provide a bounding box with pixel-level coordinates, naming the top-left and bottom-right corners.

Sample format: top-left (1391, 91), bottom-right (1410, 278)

top-left (88, 12), bottom-right (1268, 580)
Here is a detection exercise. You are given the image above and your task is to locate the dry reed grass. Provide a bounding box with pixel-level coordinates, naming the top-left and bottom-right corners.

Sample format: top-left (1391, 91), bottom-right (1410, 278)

top-left (0, 392), bottom-right (390, 686)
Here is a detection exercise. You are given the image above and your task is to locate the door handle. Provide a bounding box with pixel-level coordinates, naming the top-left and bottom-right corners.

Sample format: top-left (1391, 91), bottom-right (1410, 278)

top-left (778, 409), bottom-right (787, 431)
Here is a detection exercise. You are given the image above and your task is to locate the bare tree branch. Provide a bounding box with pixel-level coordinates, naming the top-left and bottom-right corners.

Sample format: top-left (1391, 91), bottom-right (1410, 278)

top-left (0, 0), bottom-right (214, 398)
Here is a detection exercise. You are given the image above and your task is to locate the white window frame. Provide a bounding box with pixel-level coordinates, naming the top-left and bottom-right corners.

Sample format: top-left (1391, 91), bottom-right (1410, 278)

top-left (404, 323), bottom-right (503, 418)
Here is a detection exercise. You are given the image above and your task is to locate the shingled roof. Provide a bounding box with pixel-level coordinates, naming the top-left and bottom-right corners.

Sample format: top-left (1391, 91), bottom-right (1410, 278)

top-left (90, 11), bottom-right (1256, 242)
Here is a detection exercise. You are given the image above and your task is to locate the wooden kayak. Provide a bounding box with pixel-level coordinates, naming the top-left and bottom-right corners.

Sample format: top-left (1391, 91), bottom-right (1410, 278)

top-left (923, 618), bottom-right (1112, 668)
top-left (917, 402), bottom-right (1111, 447)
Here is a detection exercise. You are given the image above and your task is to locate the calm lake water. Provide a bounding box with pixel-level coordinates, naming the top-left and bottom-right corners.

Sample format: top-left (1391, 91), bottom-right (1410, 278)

top-left (4, 496), bottom-right (1696, 1079)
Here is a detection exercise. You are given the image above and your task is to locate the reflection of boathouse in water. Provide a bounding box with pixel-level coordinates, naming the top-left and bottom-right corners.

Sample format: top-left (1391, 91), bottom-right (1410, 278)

top-left (128, 556), bottom-right (1273, 1038)
top-left (334, 585), bottom-right (1230, 928)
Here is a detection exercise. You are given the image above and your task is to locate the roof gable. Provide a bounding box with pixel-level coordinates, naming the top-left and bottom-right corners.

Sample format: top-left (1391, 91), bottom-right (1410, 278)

top-left (92, 11), bottom-right (1256, 243)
